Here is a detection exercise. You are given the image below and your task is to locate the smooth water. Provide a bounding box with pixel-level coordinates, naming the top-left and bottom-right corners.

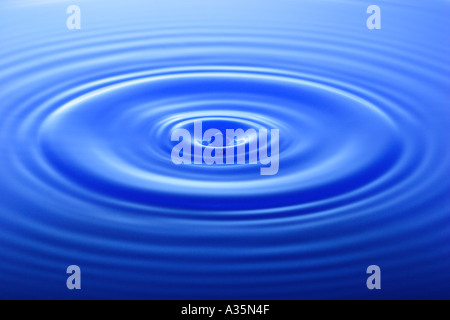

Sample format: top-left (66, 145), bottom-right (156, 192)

top-left (0, 0), bottom-right (449, 299)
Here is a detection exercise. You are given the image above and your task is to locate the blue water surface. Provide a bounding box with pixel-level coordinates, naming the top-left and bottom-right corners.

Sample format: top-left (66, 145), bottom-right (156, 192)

top-left (0, 0), bottom-right (449, 299)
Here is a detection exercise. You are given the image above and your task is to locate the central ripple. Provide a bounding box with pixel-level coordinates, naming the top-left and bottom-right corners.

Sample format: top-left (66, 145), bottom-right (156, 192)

top-left (38, 68), bottom-right (401, 214)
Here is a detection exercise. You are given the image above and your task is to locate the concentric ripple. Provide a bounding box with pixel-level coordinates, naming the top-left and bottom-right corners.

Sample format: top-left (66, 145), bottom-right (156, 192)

top-left (0, 0), bottom-right (449, 299)
top-left (37, 66), bottom-right (402, 216)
